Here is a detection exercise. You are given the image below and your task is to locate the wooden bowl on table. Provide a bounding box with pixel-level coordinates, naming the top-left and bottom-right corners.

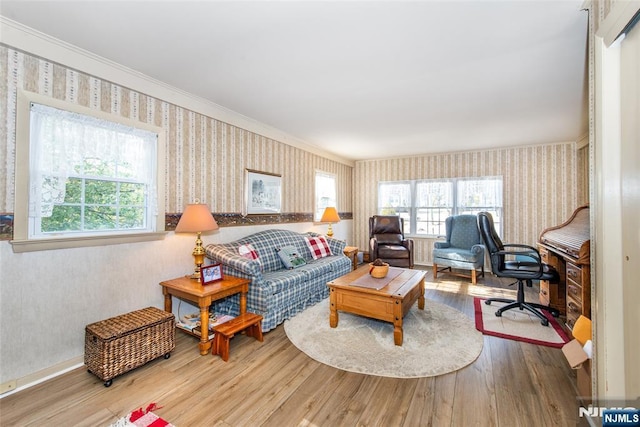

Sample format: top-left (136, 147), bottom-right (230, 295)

top-left (369, 262), bottom-right (389, 278)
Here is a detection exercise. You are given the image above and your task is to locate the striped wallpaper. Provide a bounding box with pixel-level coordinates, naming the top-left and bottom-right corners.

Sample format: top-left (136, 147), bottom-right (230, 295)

top-left (0, 47), bottom-right (587, 258)
top-left (0, 47), bottom-right (353, 227)
top-left (353, 143), bottom-right (587, 265)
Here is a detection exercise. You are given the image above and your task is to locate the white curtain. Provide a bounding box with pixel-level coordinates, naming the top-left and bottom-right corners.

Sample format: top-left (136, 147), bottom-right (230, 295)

top-left (315, 172), bottom-right (337, 221)
top-left (456, 177), bottom-right (503, 210)
top-left (29, 103), bottom-right (158, 218)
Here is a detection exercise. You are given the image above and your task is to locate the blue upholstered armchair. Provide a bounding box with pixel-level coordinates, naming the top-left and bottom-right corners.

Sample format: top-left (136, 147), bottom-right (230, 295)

top-left (432, 215), bottom-right (485, 284)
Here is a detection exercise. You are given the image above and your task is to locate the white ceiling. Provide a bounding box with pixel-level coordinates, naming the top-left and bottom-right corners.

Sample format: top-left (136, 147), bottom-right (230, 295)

top-left (0, 0), bottom-right (589, 161)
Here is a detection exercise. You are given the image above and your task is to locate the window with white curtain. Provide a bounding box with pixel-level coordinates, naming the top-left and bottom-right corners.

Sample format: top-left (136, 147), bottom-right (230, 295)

top-left (11, 91), bottom-right (165, 252)
top-left (378, 180), bottom-right (412, 234)
top-left (378, 177), bottom-right (503, 237)
top-left (314, 171), bottom-right (337, 221)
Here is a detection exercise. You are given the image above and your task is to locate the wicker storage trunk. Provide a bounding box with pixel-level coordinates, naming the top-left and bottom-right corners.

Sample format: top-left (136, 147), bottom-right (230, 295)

top-left (85, 306), bottom-right (175, 386)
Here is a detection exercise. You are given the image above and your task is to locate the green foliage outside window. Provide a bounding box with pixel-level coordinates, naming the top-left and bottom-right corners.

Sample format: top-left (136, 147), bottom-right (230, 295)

top-left (40, 159), bottom-right (146, 233)
top-left (378, 177), bottom-right (502, 236)
top-left (380, 206), bottom-right (397, 215)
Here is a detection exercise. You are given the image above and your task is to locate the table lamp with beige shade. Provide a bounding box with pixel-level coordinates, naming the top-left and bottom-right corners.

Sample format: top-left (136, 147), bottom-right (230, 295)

top-left (175, 200), bottom-right (219, 281)
top-left (320, 207), bottom-right (340, 237)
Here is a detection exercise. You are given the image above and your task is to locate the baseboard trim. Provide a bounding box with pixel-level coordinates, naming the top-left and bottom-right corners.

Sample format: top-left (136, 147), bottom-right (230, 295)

top-left (0, 356), bottom-right (84, 398)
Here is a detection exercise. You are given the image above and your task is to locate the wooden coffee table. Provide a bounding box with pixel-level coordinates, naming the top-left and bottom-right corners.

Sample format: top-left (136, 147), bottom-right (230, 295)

top-left (327, 266), bottom-right (426, 346)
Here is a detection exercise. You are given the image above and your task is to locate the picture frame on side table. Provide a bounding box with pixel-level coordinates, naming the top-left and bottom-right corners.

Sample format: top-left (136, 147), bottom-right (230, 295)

top-left (244, 169), bottom-right (282, 215)
top-left (201, 263), bottom-right (223, 285)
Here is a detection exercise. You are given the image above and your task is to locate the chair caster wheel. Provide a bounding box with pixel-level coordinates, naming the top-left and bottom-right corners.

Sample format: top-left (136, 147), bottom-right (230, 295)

top-left (485, 300), bottom-right (492, 306)
top-left (104, 379), bottom-right (112, 387)
top-left (495, 310), bottom-right (502, 317)
top-left (541, 319), bottom-right (549, 327)
top-left (164, 353), bottom-right (171, 359)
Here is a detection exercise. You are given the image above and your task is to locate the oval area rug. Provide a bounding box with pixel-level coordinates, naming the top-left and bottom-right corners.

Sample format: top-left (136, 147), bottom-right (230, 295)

top-left (284, 299), bottom-right (483, 378)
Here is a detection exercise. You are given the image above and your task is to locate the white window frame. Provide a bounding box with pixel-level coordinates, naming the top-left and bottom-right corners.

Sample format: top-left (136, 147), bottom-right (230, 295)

top-left (11, 91), bottom-right (166, 252)
top-left (377, 180), bottom-right (412, 234)
top-left (377, 176), bottom-right (503, 237)
top-left (314, 170), bottom-right (337, 222)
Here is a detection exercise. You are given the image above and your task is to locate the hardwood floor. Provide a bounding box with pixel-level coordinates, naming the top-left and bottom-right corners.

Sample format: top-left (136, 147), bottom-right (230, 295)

top-left (0, 270), bottom-right (584, 427)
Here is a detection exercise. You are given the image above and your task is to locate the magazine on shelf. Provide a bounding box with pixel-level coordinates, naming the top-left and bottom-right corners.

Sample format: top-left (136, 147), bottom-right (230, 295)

top-left (175, 313), bottom-right (234, 339)
top-left (191, 327), bottom-right (216, 340)
top-left (175, 321), bottom-right (198, 333)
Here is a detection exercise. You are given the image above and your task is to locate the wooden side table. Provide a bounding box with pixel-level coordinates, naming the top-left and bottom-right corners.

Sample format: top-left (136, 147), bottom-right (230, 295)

top-left (159, 274), bottom-right (250, 355)
top-left (343, 246), bottom-right (359, 271)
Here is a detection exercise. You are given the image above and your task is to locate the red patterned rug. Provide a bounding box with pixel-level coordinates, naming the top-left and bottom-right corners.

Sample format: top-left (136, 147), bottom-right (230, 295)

top-left (474, 297), bottom-right (570, 348)
top-left (110, 403), bottom-right (174, 427)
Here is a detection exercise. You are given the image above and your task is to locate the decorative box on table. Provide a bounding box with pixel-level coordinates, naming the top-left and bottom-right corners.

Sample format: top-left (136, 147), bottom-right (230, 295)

top-left (85, 306), bottom-right (175, 387)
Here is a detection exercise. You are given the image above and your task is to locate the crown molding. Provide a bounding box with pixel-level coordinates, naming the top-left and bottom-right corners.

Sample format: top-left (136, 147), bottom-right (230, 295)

top-left (0, 17), bottom-right (354, 167)
top-left (596, 1), bottom-right (640, 47)
top-left (576, 133), bottom-right (589, 149)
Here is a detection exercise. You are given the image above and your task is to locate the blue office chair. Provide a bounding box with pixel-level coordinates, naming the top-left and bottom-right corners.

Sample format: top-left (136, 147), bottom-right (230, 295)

top-left (432, 214), bottom-right (485, 284)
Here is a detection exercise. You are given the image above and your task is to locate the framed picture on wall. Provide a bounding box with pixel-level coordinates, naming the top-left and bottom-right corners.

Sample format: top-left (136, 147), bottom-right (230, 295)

top-left (244, 169), bottom-right (282, 215)
top-left (200, 263), bottom-right (223, 285)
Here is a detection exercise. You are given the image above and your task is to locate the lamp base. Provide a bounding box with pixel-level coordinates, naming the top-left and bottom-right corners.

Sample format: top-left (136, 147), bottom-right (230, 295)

top-left (326, 223), bottom-right (334, 237)
top-left (190, 232), bottom-right (205, 282)
top-left (188, 262), bottom-right (204, 282)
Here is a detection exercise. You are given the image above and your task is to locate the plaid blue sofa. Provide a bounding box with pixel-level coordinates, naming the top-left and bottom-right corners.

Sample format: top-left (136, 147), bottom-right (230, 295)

top-left (204, 229), bottom-right (352, 332)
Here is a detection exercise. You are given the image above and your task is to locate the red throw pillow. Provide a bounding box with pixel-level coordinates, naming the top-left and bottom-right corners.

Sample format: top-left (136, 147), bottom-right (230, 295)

top-left (305, 236), bottom-right (332, 260)
top-left (238, 244), bottom-right (260, 265)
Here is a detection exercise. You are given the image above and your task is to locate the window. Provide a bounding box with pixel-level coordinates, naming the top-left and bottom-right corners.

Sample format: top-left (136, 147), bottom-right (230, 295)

top-left (378, 177), bottom-right (503, 237)
top-left (314, 171), bottom-right (337, 221)
top-left (12, 91), bottom-right (165, 252)
top-left (378, 181), bottom-right (411, 234)
top-left (415, 180), bottom-right (453, 236)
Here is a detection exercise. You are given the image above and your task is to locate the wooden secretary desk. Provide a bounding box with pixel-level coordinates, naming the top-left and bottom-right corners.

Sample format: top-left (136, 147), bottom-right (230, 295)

top-left (538, 205), bottom-right (591, 332)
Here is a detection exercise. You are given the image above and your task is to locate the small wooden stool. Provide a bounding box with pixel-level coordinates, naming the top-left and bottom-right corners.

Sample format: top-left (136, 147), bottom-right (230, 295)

top-left (212, 312), bottom-right (263, 361)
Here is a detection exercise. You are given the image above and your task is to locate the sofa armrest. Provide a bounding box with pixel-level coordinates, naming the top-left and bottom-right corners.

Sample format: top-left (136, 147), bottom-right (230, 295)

top-left (434, 241), bottom-right (451, 249)
top-left (470, 244), bottom-right (485, 256)
top-left (326, 236), bottom-right (347, 255)
top-left (369, 237), bottom-right (378, 260)
top-left (402, 238), bottom-right (414, 252)
top-left (205, 245), bottom-right (262, 277)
